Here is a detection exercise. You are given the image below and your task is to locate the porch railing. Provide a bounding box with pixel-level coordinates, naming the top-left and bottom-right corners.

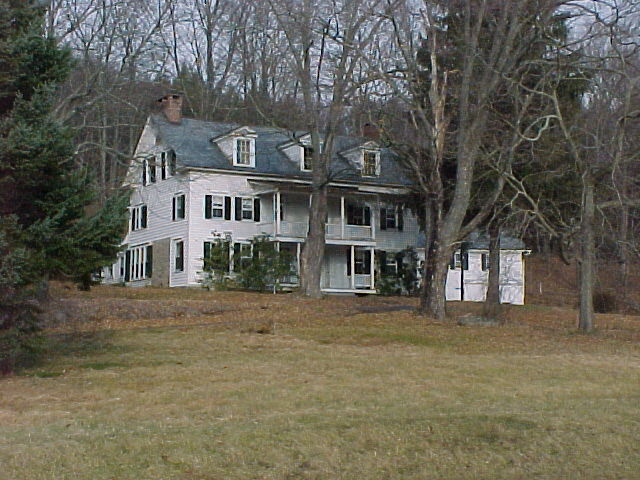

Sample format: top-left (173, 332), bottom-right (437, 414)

top-left (277, 220), bottom-right (373, 240)
top-left (354, 274), bottom-right (372, 288)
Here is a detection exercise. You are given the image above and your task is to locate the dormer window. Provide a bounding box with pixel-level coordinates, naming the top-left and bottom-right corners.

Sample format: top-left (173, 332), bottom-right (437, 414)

top-left (236, 138), bottom-right (252, 166)
top-left (362, 150), bottom-right (378, 176)
top-left (213, 126), bottom-right (257, 167)
top-left (302, 145), bottom-right (313, 171)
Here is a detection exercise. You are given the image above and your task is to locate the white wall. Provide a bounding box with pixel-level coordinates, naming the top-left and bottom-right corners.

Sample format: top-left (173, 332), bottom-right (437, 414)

top-left (443, 250), bottom-right (525, 305)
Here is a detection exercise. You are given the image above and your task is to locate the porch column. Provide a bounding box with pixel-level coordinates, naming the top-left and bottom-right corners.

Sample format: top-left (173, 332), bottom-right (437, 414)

top-left (276, 191), bottom-right (281, 235)
top-left (340, 195), bottom-right (345, 239)
top-left (350, 245), bottom-right (355, 289)
top-left (371, 200), bottom-right (376, 240)
top-left (370, 246), bottom-right (375, 290)
top-left (296, 242), bottom-right (301, 280)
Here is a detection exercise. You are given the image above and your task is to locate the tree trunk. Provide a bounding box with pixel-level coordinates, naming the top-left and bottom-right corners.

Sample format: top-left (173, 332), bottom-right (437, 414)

top-left (483, 222), bottom-right (502, 320)
top-left (578, 174), bottom-right (595, 332)
top-left (424, 247), bottom-right (449, 321)
top-left (300, 186), bottom-right (327, 298)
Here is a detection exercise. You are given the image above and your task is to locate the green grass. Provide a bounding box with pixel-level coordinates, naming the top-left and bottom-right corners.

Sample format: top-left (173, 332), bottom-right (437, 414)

top-left (1, 288), bottom-right (640, 479)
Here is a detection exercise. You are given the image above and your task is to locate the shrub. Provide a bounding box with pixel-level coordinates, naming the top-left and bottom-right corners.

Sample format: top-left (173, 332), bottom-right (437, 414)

top-left (237, 236), bottom-right (295, 292)
top-left (593, 291), bottom-right (617, 314)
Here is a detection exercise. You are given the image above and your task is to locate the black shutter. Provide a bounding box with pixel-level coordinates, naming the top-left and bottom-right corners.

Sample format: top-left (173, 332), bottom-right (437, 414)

top-left (346, 248), bottom-right (351, 276)
top-left (254, 198), bottom-right (261, 222)
top-left (380, 208), bottom-right (387, 230)
top-left (124, 250), bottom-right (131, 281)
top-left (168, 151), bottom-right (176, 175)
top-left (234, 197), bottom-right (242, 221)
top-left (224, 242), bottom-right (230, 272)
top-left (364, 206), bottom-right (371, 226)
top-left (397, 206), bottom-right (404, 231)
top-left (172, 197), bottom-right (176, 221)
top-left (449, 254), bottom-right (456, 270)
top-left (396, 252), bottom-right (405, 274)
top-left (346, 204), bottom-right (354, 224)
top-left (204, 242), bottom-right (211, 270)
top-left (224, 196), bottom-right (231, 220)
top-left (145, 245), bottom-right (153, 278)
top-left (462, 252), bottom-right (469, 270)
top-left (141, 206), bottom-right (147, 228)
top-left (380, 250), bottom-right (387, 275)
top-left (233, 243), bottom-right (241, 271)
top-left (179, 195), bottom-right (185, 218)
top-left (204, 195), bottom-right (212, 219)
top-left (131, 209), bottom-right (136, 231)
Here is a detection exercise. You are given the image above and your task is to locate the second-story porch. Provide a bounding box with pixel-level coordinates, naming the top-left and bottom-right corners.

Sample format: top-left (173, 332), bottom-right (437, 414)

top-left (255, 184), bottom-right (377, 244)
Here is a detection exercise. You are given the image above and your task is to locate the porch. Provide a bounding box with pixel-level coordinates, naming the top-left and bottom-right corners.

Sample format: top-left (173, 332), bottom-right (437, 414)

top-left (256, 187), bottom-right (376, 243)
top-left (278, 242), bottom-right (376, 293)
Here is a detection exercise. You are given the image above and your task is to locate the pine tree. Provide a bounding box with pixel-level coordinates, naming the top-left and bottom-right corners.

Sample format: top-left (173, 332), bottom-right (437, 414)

top-left (0, 1), bottom-right (128, 373)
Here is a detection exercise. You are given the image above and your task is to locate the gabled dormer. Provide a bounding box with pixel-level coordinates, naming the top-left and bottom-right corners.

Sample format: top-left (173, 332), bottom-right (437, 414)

top-left (211, 126), bottom-right (257, 168)
top-left (278, 133), bottom-right (320, 172)
top-left (340, 140), bottom-right (381, 177)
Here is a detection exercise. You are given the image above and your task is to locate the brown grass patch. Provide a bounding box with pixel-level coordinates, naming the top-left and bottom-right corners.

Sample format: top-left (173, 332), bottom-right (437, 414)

top-left (1, 284), bottom-right (638, 479)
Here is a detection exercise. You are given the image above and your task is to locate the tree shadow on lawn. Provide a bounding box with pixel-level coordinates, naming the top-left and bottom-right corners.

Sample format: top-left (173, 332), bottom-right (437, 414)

top-left (15, 329), bottom-right (126, 377)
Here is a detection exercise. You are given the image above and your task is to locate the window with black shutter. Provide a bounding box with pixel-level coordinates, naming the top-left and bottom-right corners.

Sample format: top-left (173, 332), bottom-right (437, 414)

top-left (145, 246), bottom-right (153, 278)
top-left (149, 156), bottom-right (157, 183)
top-left (204, 195), bottom-right (212, 219)
top-left (125, 250), bottom-right (131, 281)
top-left (142, 160), bottom-right (147, 185)
top-left (481, 253), bottom-right (490, 271)
top-left (174, 241), bottom-right (184, 272)
top-left (224, 196), bottom-right (232, 220)
top-left (173, 194), bottom-right (185, 221)
top-left (130, 208), bottom-right (136, 231)
top-left (234, 197), bottom-right (242, 220)
top-left (346, 204), bottom-right (370, 226)
top-left (168, 150), bottom-right (176, 176)
top-left (254, 199), bottom-right (260, 222)
top-left (141, 205), bottom-right (147, 228)
top-left (161, 152), bottom-right (167, 180)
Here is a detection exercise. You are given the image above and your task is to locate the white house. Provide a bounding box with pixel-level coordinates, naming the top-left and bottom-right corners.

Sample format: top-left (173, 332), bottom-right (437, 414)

top-left (102, 94), bottom-right (420, 293)
top-left (102, 94), bottom-right (528, 302)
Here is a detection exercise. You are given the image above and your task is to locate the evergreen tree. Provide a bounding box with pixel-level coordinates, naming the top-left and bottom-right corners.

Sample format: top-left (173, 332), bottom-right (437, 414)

top-left (0, 1), bottom-right (128, 373)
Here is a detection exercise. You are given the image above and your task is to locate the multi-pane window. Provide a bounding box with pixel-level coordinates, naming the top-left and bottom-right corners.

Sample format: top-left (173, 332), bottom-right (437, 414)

top-left (173, 194), bottom-right (185, 221)
top-left (449, 252), bottom-right (469, 270)
top-left (168, 150), bottom-right (177, 175)
top-left (346, 204), bottom-right (371, 226)
top-left (241, 198), bottom-right (253, 219)
top-left (206, 195), bottom-right (231, 219)
top-left (362, 151), bottom-right (378, 176)
top-left (148, 156), bottom-right (157, 183)
top-left (142, 159), bottom-right (148, 185)
top-left (236, 138), bottom-right (252, 165)
top-left (380, 205), bottom-right (404, 231)
top-left (233, 242), bottom-right (252, 272)
top-left (130, 205), bottom-right (147, 231)
top-left (482, 253), bottom-right (490, 271)
top-left (125, 245), bottom-right (152, 281)
top-left (302, 145), bottom-right (313, 171)
top-left (174, 240), bottom-right (184, 272)
top-left (161, 152), bottom-right (167, 180)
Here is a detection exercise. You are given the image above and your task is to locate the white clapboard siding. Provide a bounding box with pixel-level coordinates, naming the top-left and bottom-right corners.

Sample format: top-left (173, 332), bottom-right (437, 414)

top-left (444, 250), bottom-right (525, 305)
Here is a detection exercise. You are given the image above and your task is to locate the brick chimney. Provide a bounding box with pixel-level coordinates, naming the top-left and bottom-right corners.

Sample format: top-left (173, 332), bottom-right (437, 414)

top-left (362, 123), bottom-right (380, 140)
top-left (158, 93), bottom-right (183, 124)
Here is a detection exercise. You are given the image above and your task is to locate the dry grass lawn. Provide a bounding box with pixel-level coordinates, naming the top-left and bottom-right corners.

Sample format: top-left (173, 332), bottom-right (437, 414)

top-left (1, 285), bottom-right (639, 479)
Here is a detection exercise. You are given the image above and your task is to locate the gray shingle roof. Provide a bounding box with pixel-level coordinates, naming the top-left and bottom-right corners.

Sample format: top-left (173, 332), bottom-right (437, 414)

top-left (416, 231), bottom-right (526, 250)
top-left (151, 114), bottom-right (412, 186)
